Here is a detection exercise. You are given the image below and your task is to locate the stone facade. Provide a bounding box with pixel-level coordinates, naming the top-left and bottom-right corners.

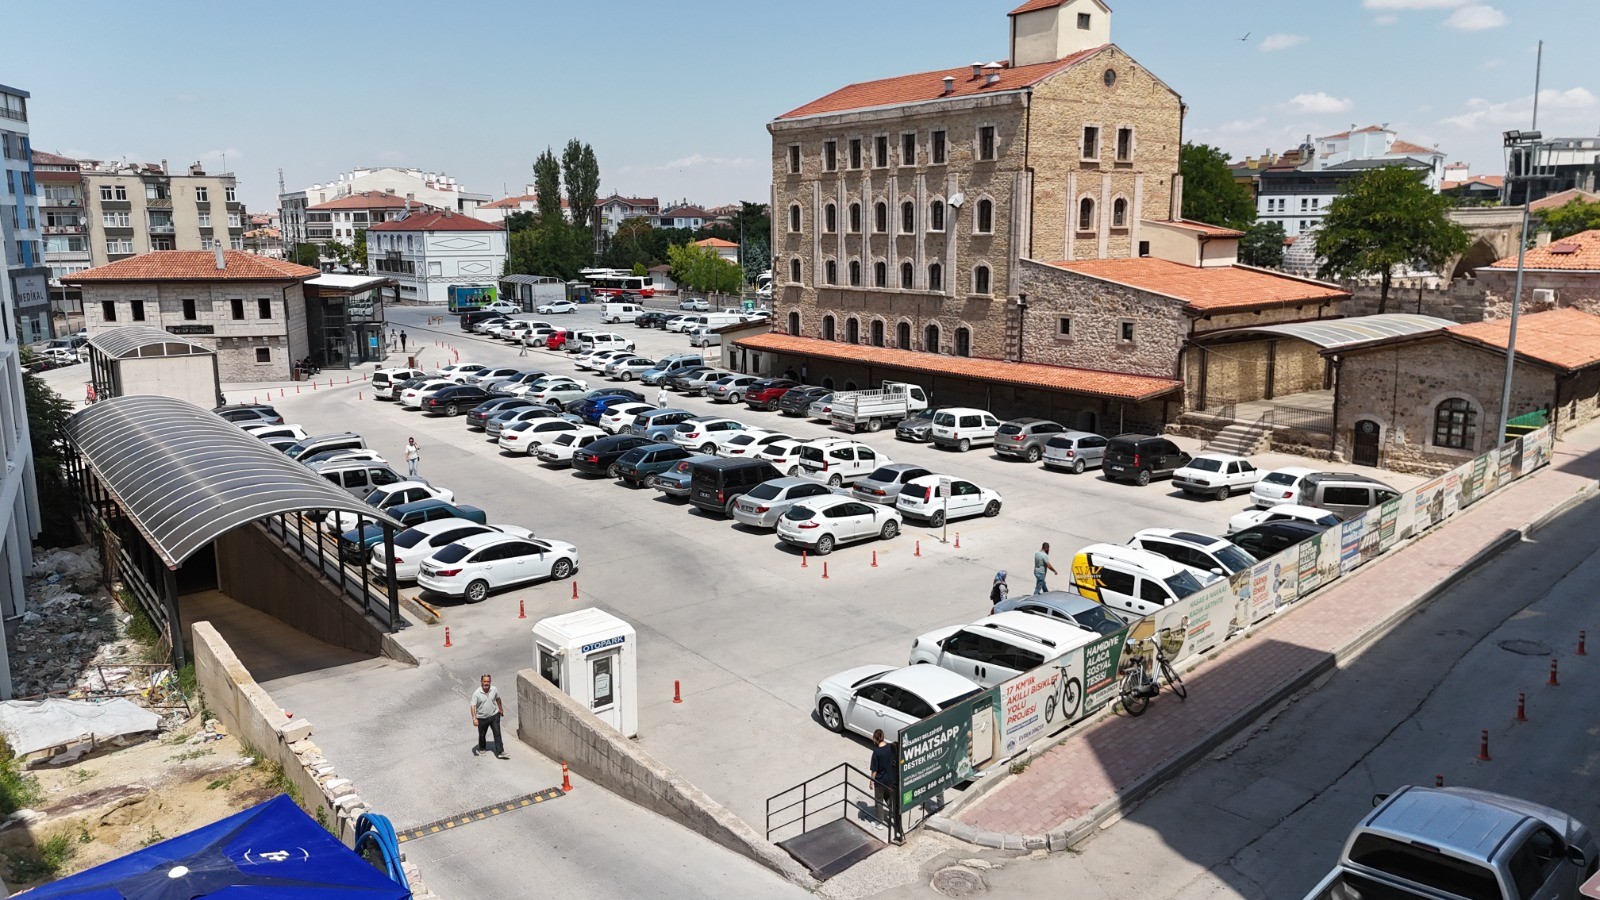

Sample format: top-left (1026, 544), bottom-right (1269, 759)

top-left (1477, 268), bottom-right (1600, 320)
top-left (1340, 278), bottom-right (1489, 322)
top-left (80, 280), bottom-right (308, 382)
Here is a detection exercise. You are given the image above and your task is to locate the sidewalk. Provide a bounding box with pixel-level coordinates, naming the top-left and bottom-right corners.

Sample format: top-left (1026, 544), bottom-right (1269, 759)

top-left (936, 421), bottom-right (1600, 849)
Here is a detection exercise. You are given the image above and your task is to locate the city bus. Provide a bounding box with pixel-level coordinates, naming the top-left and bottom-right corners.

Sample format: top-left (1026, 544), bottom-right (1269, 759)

top-left (581, 269), bottom-right (655, 299)
top-left (447, 284), bottom-right (498, 313)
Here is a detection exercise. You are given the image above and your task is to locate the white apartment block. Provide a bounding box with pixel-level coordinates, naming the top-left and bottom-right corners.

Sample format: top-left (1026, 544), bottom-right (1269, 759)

top-left (279, 167), bottom-right (489, 251)
top-left (367, 210), bottom-right (506, 304)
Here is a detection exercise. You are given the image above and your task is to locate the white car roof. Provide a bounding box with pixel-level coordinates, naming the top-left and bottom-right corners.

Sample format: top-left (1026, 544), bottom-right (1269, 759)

top-left (1185, 453), bottom-right (1249, 465)
top-left (936, 407), bottom-right (989, 415)
top-left (1130, 527), bottom-right (1231, 550)
top-left (450, 532), bottom-right (526, 553)
top-left (1265, 465), bottom-right (1319, 477)
top-left (1076, 542), bottom-right (1198, 580)
top-left (874, 664), bottom-right (983, 702)
top-left (793, 494), bottom-right (859, 512)
top-left (398, 517), bottom-right (490, 539)
top-left (1267, 503), bottom-right (1333, 519)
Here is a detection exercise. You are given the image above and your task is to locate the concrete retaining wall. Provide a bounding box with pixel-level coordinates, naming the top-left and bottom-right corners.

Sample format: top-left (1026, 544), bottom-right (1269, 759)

top-left (214, 522), bottom-right (386, 657)
top-left (514, 669), bottom-right (815, 888)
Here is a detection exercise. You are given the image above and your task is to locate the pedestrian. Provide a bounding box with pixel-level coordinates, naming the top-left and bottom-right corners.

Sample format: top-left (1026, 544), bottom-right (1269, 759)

top-left (869, 729), bottom-right (902, 842)
top-left (388, 328), bottom-right (397, 350)
top-left (518, 335), bottom-right (529, 357)
top-left (405, 437), bottom-right (420, 477)
top-left (783, 366), bottom-right (798, 382)
top-left (990, 570), bottom-right (1009, 612)
top-left (399, 331), bottom-right (408, 352)
top-left (656, 386), bottom-right (670, 408)
top-left (470, 674), bottom-right (508, 759)
top-left (1033, 541), bottom-right (1057, 595)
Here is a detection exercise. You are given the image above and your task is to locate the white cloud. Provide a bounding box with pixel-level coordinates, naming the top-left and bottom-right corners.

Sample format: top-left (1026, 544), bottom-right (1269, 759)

top-left (1373, 14), bottom-right (1399, 24)
top-left (1445, 4), bottom-right (1507, 29)
top-left (1441, 87), bottom-right (1598, 129)
top-left (1362, 0), bottom-right (1466, 8)
top-left (1259, 33), bottom-right (1307, 52)
top-left (620, 153), bottom-right (756, 175)
top-left (1281, 92), bottom-right (1355, 114)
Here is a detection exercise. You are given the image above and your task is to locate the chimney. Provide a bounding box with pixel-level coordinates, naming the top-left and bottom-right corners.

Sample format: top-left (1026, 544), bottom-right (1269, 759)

top-left (214, 245), bottom-right (227, 270)
top-left (987, 73), bottom-right (1002, 85)
top-left (942, 76), bottom-right (955, 95)
top-left (1536, 231), bottom-right (1552, 247)
top-left (971, 62), bottom-right (983, 80)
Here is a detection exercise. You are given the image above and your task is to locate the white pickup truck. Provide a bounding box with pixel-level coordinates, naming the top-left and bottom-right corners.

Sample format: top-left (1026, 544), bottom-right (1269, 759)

top-left (827, 382), bottom-right (930, 433)
top-left (1304, 785), bottom-right (1597, 900)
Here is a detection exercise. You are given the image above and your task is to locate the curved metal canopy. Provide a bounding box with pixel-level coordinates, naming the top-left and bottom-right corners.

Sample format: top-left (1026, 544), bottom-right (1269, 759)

top-left (1202, 314), bottom-right (1454, 350)
top-left (64, 395), bottom-right (397, 567)
top-left (86, 326), bottom-right (213, 360)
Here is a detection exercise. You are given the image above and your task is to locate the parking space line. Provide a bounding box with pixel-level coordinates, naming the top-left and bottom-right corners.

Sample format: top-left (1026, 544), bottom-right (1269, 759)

top-left (395, 786), bottom-right (566, 842)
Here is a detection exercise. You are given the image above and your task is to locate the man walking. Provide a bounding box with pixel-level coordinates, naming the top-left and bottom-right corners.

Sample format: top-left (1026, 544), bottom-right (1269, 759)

top-left (1033, 542), bottom-right (1057, 595)
top-left (656, 386), bottom-right (670, 408)
top-left (399, 331), bottom-right (408, 352)
top-left (869, 730), bottom-right (902, 842)
top-left (405, 437), bottom-right (420, 477)
top-left (470, 674), bottom-right (508, 759)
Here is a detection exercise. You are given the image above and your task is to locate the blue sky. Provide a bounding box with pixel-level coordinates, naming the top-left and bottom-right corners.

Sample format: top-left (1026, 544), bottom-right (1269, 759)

top-left (5, 0), bottom-right (1592, 215)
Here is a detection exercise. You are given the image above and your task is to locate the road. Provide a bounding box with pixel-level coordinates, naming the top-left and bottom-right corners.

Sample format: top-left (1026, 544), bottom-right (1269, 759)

top-left (867, 489), bottom-right (1600, 898)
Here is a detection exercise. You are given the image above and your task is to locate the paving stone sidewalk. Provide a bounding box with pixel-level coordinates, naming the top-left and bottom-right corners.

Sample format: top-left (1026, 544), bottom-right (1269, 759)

top-left (943, 424), bottom-right (1600, 845)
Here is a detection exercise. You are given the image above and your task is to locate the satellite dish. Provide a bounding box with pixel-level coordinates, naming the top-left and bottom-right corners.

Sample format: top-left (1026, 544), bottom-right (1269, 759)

top-left (948, 193), bottom-right (965, 209)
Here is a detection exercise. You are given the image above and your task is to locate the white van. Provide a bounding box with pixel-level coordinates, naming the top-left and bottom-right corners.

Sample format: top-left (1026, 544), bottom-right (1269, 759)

top-left (688, 326), bottom-right (721, 347)
top-left (578, 332), bottom-right (635, 353)
top-left (1068, 543), bottom-right (1222, 619)
top-left (909, 611), bottom-right (1100, 688)
top-left (930, 408), bottom-right (1002, 452)
top-left (796, 438), bottom-right (887, 487)
top-left (602, 302), bottom-right (644, 324)
top-left (703, 312), bottom-right (745, 328)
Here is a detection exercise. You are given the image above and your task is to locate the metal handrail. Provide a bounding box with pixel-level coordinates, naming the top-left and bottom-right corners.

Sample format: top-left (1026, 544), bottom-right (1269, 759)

top-left (765, 762), bottom-right (877, 842)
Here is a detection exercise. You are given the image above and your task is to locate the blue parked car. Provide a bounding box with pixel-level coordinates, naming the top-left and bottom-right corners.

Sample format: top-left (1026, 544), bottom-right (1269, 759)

top-left (338, 498), bottom-right (487, 562)
top-left (568, 393), bottom-right (638, 424)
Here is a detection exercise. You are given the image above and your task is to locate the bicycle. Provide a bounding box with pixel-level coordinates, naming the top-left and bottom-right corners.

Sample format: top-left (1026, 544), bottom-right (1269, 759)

top-left (1117, 639), bottom-right (1187, 716)
top-left (1042, 668), bottom-right (1083, 726)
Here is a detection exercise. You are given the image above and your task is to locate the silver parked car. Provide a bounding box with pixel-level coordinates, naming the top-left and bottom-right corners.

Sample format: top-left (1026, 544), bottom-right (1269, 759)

top-left (894, 407), bottom-right (940, 443)
top-left (850, 463), bottom-right (935, 505)
top-left (1040, 430), bottom-right (1108, 474)
top-left (993, 418), bottom-right (1067, 462)
top-left (651, 453), bottom-right (717, 498)
top-left (730, 477), bottom-right (839, 529)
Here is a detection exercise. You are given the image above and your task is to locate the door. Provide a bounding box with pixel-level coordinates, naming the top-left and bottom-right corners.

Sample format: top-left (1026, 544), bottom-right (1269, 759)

top-left (949, 481), bottom-right (983, 517)
top-left (1352, 419), bottom-right (1380, 467)
top-left (849, 683), bottom-right (908, 738)
top-left (589, 650), bottom-right (621, 731)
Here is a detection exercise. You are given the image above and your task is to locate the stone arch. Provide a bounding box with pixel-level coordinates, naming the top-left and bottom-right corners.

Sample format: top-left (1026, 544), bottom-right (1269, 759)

top-left (1449, 237), bottom-right (1501, 281)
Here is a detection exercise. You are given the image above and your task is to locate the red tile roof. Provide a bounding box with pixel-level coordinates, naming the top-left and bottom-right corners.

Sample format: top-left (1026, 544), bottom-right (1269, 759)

top-left (1530, 188), bottom-right (1600, 212)
top-left (1389, 139), bottom-right (1441, 156)
top-left (1009, 0), bottom-right (1070, 13)
top-left (306, 191), bottom-right (416, 211)
top-left (366, 211), bottom-right (505, 232)
top-left (694, 237), bottom-right (738, 248)
top-left (1446, 308), bottom-right (1600, 371)
top-left (30, 150), bottom-right (77, 167)
top-left (777, 46), bottom-right (1106, 120)
top-left (1487, 229), bottom-right (1600, 271)
top-left (63, 251), bottom-right (318, 283)
top-left (732, 332), bottom-right (1181, 401)
top-left (659, 206), bottom-right (713, 219)
top-left (1318, 125), bottom-right (1387, 141)
top-left (482, 194), bottom-right (565, 210)
top-left (1166, 219), bottom-right (1246, 238)
top-left (1051, 257), bottom-right (1347, 312)
top-left (1442, 175), bottom-right (1504, 190)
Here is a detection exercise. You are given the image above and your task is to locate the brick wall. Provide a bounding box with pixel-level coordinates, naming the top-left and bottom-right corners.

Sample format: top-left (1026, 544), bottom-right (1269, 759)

top-left (1478, 269), bottom-right (1600, 320)
top-left (1016, 259), bottom-right (1187, 378)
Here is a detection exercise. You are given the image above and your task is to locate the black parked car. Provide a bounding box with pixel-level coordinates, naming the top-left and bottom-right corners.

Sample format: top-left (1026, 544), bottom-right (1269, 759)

top-left (466, 397), bottom-right (538, 430)
top-left (1102, 434), bottom-right (1192, 486)
top-left (422, 385), bottom-right (494, 416)
top-left (635, 311), bottom-right (671, 328)
top-left (777, 386), bottom-right (829, 417)
top-left (1226, 520), bottom-right (1331, 562)
top-left (571, 435), bottom-right (654, 478)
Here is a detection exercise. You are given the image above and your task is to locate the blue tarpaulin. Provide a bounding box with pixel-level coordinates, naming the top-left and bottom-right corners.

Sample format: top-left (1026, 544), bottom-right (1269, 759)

top-left (20, 794), bottom-right (410, 899)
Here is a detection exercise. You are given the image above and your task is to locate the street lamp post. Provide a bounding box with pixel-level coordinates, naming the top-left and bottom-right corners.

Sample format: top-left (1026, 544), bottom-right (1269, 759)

top-left (1495, 41), bottom-right (1546, 446)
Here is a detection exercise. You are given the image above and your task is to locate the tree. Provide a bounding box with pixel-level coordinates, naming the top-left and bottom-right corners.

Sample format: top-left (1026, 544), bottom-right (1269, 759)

top-left (22, 368), bottom-right (76, 546)
top-left (1315, 165), bottom-right (1470, 313)
top-left (631, 262), bottom-right (648, 277)
top-left (561, 139), bottom-right (600, 228)
top-left (1180, 143), bottom-right (1256, 230)
top-left (291, 243), bottom-right (320, 267)
top-left (667, 241), bottom-right (743, 295)
top-left (1537, 198), bottom-right (1600, 240)
top-left (505, 219), bottom-right (591, 280)
top-left (532, 149), bottom-right (562, 223)
top-left (351, 231), bottom-right (368, 269)
top-left (503, 210), bottom-right (538, 233)
top-left (322, 240), bottom-right (353, 267)
top-left (1239, 221), bottom-right (1286, 269)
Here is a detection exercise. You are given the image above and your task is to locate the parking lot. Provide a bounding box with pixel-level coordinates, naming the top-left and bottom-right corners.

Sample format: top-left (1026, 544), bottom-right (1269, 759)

top-left (262, 300), bottom-right (1426, 830)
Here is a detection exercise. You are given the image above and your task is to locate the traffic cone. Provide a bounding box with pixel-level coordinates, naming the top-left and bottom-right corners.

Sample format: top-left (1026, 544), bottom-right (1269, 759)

top-left (822, 561), bottom-right (829, 580)
top-left (955, 533), bottom-right (961, 549)
top-left (571, 581), bottom-right (579, 600)
top-left (800, 550), bottom-right (808, 568)
top-left (915, 541), bottom-right (921, 557)
top-left (443, 627), bottom-right (453, 648)
top-left (673, 681), bottom-right (683, 704)
top-left (518, 599), bottom-right (526, 620)
top-left (561, 762), bottom-right (573, 792)
top-left (871, 551), bottom-right (878, 568)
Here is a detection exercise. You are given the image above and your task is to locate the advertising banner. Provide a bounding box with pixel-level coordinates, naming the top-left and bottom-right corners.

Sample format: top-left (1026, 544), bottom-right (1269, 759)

top-left (1377, 495), bottom-right (1402, 553)
top-left (1000, 656), bottom-right (1070, 755)
top-left (1522, 429), bottom-right (1552, 475)
top-left (1161, 581), bottom-right (1232, 665)
top-left (1339, 515), bottom-right (1365, 576)
top-left (1413, 475), bottom-right (1445, 535)
top-left (899, 699), bottom-right (975, 808)
top-left (1079, 631), bottom-right (1127, 716)
top-left (1356, 505), bottom-right (1383, 567)
top-left (1441, 465), bottom-right (1465, 521)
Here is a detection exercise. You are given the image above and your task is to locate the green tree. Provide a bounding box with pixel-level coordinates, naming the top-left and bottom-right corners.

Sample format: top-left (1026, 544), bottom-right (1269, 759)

top-left (505, 219), bottom-right (591, 280)
top-left (22, 368), bottom-right (76, 545)
top-left (1315, 165), bottom-right (1470, 314)
top-left (321, 240), bottom-right (352, 267)
top-left (1239, 221), bottom-right (1286, 268)
top-left (291, 243), bottom-right (320, 267)
top-left (351, 231), bottom-right (368, 269)
top-left (532, 149), bottom-right (562, 223)
top-left (667, 241), bottom-right (743, 294)
top-left (1537, 198), bottom-right (1600, 240)
top-left (560, 139), bottom-right (600, 228)
top-left (503, 210), bottom-right (538, 233)
top-left (631, 262), bottom-right (648, 277)
top-left (597, 217), bottom-right (657, 271)
top-left (1180, 142), bottom-right (1256, 230)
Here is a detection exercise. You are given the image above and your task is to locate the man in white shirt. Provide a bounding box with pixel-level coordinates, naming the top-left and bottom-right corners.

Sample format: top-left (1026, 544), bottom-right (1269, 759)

top-left (470, 674), bottom-right (507, 759)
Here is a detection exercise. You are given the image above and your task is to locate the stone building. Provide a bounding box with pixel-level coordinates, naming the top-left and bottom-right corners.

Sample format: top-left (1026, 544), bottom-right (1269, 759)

top-left (1327, 308), bottom-right (1600, 473)
top-left (1476, 228), bottom-right (1600, 320)
top-left (66, 250), bottom-right (320, 382)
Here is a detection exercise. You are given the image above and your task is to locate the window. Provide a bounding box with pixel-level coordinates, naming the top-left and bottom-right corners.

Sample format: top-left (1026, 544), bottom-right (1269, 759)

top-left (788, 203), bottom-right (801, 232)
top-left (873, 202), bottom-right (887, 233)
top-left (977, 125), bottom-right (996, 161)
top-left (848, 138), bottom-right (862, 169)
top-left (931, 129), bottom-right (947, 165)
top-left (101, 300), bottom-right (116, 322)
top-left (230, 298), bottom-right (245, 320)
top-left (1433, 398), bottom-right (1476, 449)
top-left (257, 298), bottom-right (271, 319)
top-left (103, 211), bottom-right (130, 227)
top-left (1078, 197), bottom-right (1096, 232)
top-left (900, 262), bottom-right (914, 289)
top-left (975, 198), bottom-right (993, 234)
top-left (105, 238), bottom-right (132, 254)
top-left (145, 183), bottom-right (168, 200)
top-left (901, 132), bottom-right (916, 166)
top-left (848, 202), bottom-right (861, 233)
top-left (99, 184), bottom-right (127, 201)
top-left (1082, 126), bottom-right (1100, 161)
top-left (787, 311), bottom-right (800, 334)
top-left (901, 201), bottom-right (915, 233)
top-left (183, 298), bottom-right (197, 320)
top-left (1078, 11), bottom-right (1092, 28)
top-left (871, 320), bottom-right (885, 346)
top-left (929, 200), bottom-right (945, 232)
top-left (1105, 197), bottom-right (1126, 229)
top-left (1119, 320), bottom-right (1135, 343)
top-left (846, 318), bottom-right (860, 343)
top-left (897, 321), bottom-right (911, 348)
top-left (954, 327), bottom-right (971, 357)
top-left (873, 135), bottom-right (888, 168)
top-left (823, 140), bottom-right (838, 172)
top-left (873, 261), bottom-right (887, 287)
top-left (197, 212), bottom-right (210, 227)
top-left (194, 185), bottom-right (208, 202)
top-left (973, 265), bottom-right (991, 295)
top-left (255, 347), bottom-right (271, 364)
top-left (787, 144), bottom-right (801, 174)
top-left (1116, 127), bottom-right (1134, 162)
top-left (1138, 240), bottom-right (1151, 257)
top-left (824, 259), bottom-right (838, 285)
top-left (924, 323), bottom-right (940, 352)
top-left (227, 213), bottom-right (241, 228)
top-left (789, 258), bottom-right (802, 283)
top-left (822, 315), bottom-right (836, 341)
top-left (224, 187), bottom-right (236, 202)
top-left (928, 262), bottom-right (943, 291)
top-left (824, 203), bottom-right (837, 233)
top-left (848, 259), bottom-right (861, 286)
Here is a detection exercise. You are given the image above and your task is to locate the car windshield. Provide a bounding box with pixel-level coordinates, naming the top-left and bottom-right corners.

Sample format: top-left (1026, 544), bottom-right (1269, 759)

top-left (782, 506), bottom-right (816, 521)
top-left (1070, 605), bottom-right (1129, 636)
top-left (552, 434), bottom-right (578, 447)
top-left (430, 544), bottom-right (471, 564)
top-left (507, 420), bottom-right (534, 432)
top-left (1214, 544), bottom-right (1257, 573)
top-left (933, 412), bottom-right (956, 426)
top-left (1263, 471), bottom-right (1300, 486)
top-left (1187, 458), bottom-right (1224, 472)
top-left (865, 467), bottom-right (900, 482)
top-left (908, 408), bottom-right (935, 422)
top-left (393, 528), bottom-right (430, 549)
top-left (746, 482), bottom-right (782, 501)
top-left (1164, 570), bottom-right (1211, 598)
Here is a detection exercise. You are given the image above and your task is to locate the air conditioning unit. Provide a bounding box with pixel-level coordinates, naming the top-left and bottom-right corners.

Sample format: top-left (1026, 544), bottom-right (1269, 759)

top-left (1531, 288), bottom-right (1556, 305)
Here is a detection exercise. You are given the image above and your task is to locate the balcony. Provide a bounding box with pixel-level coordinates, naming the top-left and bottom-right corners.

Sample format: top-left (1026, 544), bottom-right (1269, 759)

top-left (42, 225), bottom-right (84, 235)
top-left (42, 198), bottom-right (80, 208)
top-left (148, 224), bottom-right (176, 235)
top-left (146, 198), bottom-right (172, 209)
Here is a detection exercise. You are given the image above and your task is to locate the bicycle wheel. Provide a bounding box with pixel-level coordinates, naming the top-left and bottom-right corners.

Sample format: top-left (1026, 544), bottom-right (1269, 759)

top-left (1159, 657), bottom-right (1188, 700)
top-left (1119, 669), bottom-right (1150, 717)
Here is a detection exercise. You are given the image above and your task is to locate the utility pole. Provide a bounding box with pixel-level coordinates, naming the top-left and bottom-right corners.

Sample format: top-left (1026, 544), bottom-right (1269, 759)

top-left (1497, 40), bottom-right (1545, 446)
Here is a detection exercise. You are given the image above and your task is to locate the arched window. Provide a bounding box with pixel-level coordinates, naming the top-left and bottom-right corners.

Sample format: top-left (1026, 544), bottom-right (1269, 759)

top-left (788, 203), bottom-right (801, 232)
top-left (924, 323), bottom-right (941, 353)
top-left (929, 200), bottom-right (945, 232)
top-left (822, 315), bottom-right (836, 341)
top-left (928, 261), bottom-right (943, 291)
top-left (1112, 197), bottom-right (1128, 228)
top-left (873, 261), bottom-right (887, 287)
top-left (822, 377), bottom-right (835, 390)
top-left (954, 327), bottom-right (972, 357)
top-left (848, 202), bottom-right (862, 233)
top-left (848, 259), bottom-right (862, 286)
top-left (973, 264), bottom-right (991, 295)
top-left (975, 198), bottom-right (993, 234)
top-left (1433, 398), bottom-right (1477, 449)
top-left (1077, 197), bottom-right (1095, 232)
top-left (900, 262), bottom-right (914, 289)
top-left (824, 203), bottom-right (837, 233)
top-left (846, 317), bottom-right (860, 344)
top-left (870, 320), bottom-right (885, 346)
top-left (901, 200), bottom-right (915, 233)
top-left (874, 202), bottom-right (887, 233)
top-left (824, 259), bottom-right (838, 285)
top-left (787, 311), bottom-right (800, 335)
top-left (896, 321), bottom-right (912, 349)
top-left (788, 257), bottom-right (801, 283)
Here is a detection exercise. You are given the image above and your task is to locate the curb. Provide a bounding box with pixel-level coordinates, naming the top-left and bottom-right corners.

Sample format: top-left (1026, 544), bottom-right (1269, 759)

top-left (928, 476), bottom-right (1598, 852)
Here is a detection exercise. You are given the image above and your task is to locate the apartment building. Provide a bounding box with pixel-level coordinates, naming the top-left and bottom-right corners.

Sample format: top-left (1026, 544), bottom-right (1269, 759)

top-left (279, 167), bottom-right (489, 251)
top-left (2, 84), bottom-right (50, 344)
top-left (302, 191), bottom-right (415, 245)
top-left (74, 160), bottom-right (246, 269)
top-left (366, 210), bottom-right (506, 304)
top-left (593, 194), bottom-right (660, 250)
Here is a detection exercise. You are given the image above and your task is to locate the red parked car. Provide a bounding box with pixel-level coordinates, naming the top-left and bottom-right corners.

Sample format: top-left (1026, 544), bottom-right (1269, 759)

top-left (544, 329), bottom-right (570, 351)
top-left (743, 378), bottom-right (799, 411)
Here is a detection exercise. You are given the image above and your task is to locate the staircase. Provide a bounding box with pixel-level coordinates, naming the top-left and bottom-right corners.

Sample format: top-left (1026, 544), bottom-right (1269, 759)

top-left (1205, 421), bottom-right (1272, 457)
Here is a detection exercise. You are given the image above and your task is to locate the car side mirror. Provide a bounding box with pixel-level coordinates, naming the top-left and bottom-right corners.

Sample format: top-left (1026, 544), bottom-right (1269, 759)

top-left (1209, 568), bottom-right (1224, 576)
top-left (1567, 845), bottom-right (1588, 867)
top-left (1371, 793), bottom-right (1390, 808)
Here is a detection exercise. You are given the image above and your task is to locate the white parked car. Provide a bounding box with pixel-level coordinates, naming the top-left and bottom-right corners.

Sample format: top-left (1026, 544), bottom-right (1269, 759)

top-left (241, 423), bottom-right (309, 442)
top-left (796, 438), bottom-right (888, 487)
top-left (472, 317), bottom-right (511, 334)
top-left (482, 300), bottom-right (521, 315)
top-left (603, 357), bottom-right (656, 381)
top-left (537, 300), bottom-right (577, 315)
top-left (1173, 454), bottom-right (1261, 501)
top-left (717, 431), bottom-right (792, 458)
top-left (814, 664), bottom-right (983, 740)
top-left (371, 367), bottom-right (428, 400)
top-left (776, 495), bottom-right (902, 555)
top-left (526, 379), bottom-right (590, 406)
top-left (574, 349), bottom-right (632, 372)
top-left (435, 363), bottom-right (487, 382)
top-left (1250, 466), bottom-right (1320, 509)
top-left (895, 475), bottom-right (1002, 526)
top-left (757, 438), bottom-right (810, 477)
top-left (367, 519), bottom-right (535, 582)
top-left (535, 426), bottom-right (608, 465)
top-left (598, 402), bottom-right (656, 434)
top-left (498, 418), bottom-right (581, 454)
top-left (324, 480), bottom-right (456, 532)
top-left (1227, 503), bottom-right (1341, 535)
top-left (399, 379), bottom-right (456, 409)
top-left (663, 316), bottom-right (698, 334)
top-left (466, 366), bottom-right (522, 386)
top-left (670, 417), bottom-right (749, 453)
top-left (417, 533), bottom-right (579, 603)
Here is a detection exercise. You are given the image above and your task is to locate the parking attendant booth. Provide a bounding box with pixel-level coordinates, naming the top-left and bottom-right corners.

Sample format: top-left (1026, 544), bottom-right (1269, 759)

top-left (533, 608), bottom-right (638, 738)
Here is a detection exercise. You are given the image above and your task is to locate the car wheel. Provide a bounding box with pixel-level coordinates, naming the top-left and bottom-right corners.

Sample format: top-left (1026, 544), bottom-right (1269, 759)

top-left (815, 534), bottom-right (836, 555)
top-left (1214, 485), bottom-right (1231, 502)
top-left (621, 372), bottom-right (632, 381)
top-left (701, 443), bottom-right (716, 453)
top-left (819, 698), bottom-right (844, 733)
top-left (551, 558), bottom-right (574, 580)
top-left (984, 500), bottom-right (1001, 518)
top-left (1136, 468), bottom-right (1152, 486)
top-left (1072, 459), bottom-right (1086, 475)
top-left (957, 438), bottom-right (971, 452)
top-left (880, 520), bottom-right (899, 540)
top-left (465, 580), bottom-right (489, 604)
top-left (728, 393), bottom-right (741, 404)
top-left (445, 403), bottom-right (459, 417)
top-left (929, 510), bottom-right (946, 528)
top-left (828, 473), bottom-right (843, 487)
top-left (787, 466), bottom-right (800, 477)
top-left (1025, 446), bottom-right (1042, 463)
top-left (607, 463), bottom-right (622, 478)
top-left (724, 497), bottom-right (739, 516)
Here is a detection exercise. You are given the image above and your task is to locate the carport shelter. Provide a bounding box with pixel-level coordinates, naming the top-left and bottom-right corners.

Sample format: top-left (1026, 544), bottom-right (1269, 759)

top-left (61, 395), bottom-right (404, 665)
top-left (84, 325), bottom-right (222, 410)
